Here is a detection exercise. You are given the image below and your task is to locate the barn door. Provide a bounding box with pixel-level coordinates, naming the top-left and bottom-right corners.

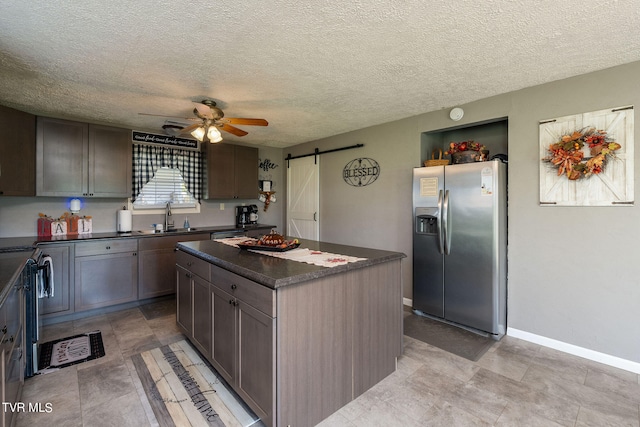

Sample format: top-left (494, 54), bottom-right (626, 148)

top-left (539, 106), bottom-right (634, 206)
top-left (287, 156), bottom-right (319, 240)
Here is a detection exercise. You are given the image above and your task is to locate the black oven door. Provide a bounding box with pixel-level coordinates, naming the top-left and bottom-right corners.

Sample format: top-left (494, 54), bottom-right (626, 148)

top-left (24, 248), bottom-right (42, 378)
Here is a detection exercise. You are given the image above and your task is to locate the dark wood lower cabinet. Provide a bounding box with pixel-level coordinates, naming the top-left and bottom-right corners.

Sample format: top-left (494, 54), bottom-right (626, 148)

top-left (210, 284), bottom-right (236, 381)
top-left (177, 252), bottom-right (276, 426)
top-left (236, 301), bottom-right (275, 419)
top-left (176, 248), bottom-right (402, 427)
top-left (39, 243), bottom-right (72, 317)
top-left (209, 283), bottom-right (275, 419)
top-left (1, 258), bottom-right (26, 427)
top-left (74, 240), bottom-right (138, 312)
top-left (176, 252), bottom-right (214, 362)
top-left (139, 233), bottom-right (210, 300)
top-left (176, 265), bottom-right (192, 334)
top-left (191, 274), bottom-right (211, 359)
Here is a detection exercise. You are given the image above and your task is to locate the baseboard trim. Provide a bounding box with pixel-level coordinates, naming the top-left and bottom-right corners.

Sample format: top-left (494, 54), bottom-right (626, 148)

top-left (404, 297), bottom-right (639, 374)
top-left (507, 327), bottom-right (640, 375)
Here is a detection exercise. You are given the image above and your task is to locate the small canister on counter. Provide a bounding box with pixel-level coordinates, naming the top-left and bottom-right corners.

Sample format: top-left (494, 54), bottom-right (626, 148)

top-left (37, 214), bottom-right (53, 237)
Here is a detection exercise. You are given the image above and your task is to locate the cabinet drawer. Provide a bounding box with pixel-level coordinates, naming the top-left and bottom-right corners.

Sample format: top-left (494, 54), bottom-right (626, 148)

top-left (211, 265), bottom-right (275, 317)
top-left (75, 239), bottom-right (138, 256)
top-left (176, 251), bottom-right (210, 281)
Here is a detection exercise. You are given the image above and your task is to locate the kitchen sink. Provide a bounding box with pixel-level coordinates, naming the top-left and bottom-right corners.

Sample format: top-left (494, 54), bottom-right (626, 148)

top-left (166, 228), bottom-right (198, 232)
top-left (136, 228), bottom-right (198, 234)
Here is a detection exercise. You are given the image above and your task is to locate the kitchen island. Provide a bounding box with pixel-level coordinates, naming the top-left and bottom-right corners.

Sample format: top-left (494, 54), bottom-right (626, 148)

top-left (176, 238), bottom-right (405, 427)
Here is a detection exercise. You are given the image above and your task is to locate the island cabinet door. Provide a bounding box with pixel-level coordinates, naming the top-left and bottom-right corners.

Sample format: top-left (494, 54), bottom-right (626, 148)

top-left (236, 301), bottom-right (275, 426)
top-left (191, 275), bottom-right (211, 359)
top-left (210, 285), bottom-right (236, 384)
top-left (176, 265), bottom-right (192, 335)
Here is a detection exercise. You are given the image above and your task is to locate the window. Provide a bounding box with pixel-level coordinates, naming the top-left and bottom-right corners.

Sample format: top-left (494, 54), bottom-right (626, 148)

top-left (132, 144), bottom-right (203, 212)
top-left (133, 166), bottom-right (197, 208)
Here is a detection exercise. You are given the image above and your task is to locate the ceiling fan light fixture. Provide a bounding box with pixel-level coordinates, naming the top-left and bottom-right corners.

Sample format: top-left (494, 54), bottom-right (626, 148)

top-left (207, 126), bottom-right (223, 143)
top-left (191, 126), bottom-right (206, 141)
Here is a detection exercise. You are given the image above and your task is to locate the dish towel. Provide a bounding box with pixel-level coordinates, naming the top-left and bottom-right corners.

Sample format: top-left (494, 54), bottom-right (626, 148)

top-left (38, 256), bottom-right (54, 298)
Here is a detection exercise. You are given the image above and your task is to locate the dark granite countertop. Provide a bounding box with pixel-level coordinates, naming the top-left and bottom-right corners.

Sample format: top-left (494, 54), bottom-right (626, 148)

top-left (0, 224), bottom-right (276, 301)
top-left (177, 238), bottom-right (406, 289)
top-left (0, 224), bottom-right (276, 250)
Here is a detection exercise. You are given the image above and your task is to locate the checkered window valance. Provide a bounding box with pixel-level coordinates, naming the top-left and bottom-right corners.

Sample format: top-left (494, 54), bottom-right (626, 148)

top-left (132, 144), bottom-right (203, 202)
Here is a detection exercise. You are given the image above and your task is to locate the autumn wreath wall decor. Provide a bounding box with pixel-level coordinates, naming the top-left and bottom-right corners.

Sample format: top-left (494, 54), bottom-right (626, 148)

top-left (542, 127), bottom-right (621, 180)
top-left (539, 106), bottom-right (634, 207)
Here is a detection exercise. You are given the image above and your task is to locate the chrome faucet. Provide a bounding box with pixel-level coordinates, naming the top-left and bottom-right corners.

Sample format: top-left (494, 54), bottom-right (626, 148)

top-left (165, 201), bottom-right (174, 230)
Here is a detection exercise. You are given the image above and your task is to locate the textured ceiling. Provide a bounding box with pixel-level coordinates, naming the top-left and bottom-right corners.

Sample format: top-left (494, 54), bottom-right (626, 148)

top-left (1, 1), bottom-right (639, 148)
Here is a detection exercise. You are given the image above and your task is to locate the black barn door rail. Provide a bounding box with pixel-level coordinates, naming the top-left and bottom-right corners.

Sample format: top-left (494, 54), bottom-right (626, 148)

top-left (286, 144), bottom-right (364, 167)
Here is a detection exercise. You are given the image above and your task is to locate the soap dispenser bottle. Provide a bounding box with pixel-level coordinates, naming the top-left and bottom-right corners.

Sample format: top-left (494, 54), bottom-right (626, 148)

top-left (184, 217), bottom-right (190, 230)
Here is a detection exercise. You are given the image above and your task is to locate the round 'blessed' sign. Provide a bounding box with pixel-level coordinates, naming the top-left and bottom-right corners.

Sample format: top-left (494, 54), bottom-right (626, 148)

top-left (343, 158), bottom-right (380, 187)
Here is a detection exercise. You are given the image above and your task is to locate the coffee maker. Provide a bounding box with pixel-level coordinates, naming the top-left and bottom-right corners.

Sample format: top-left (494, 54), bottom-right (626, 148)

top-left (235, 206), bottom-right (250, 227)
top-left (236, 205), bottom-right (259, 227)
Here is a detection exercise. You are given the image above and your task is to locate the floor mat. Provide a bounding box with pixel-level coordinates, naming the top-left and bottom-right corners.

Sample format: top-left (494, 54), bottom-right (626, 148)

top-left (404, 312), bottom-right (496, 361)
top-left (38, 331), bottom-right (105, 372)
top-left (132, 340), bottom-right (264, 427)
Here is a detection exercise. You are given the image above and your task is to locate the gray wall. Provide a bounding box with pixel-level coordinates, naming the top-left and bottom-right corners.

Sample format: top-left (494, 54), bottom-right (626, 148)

top-left (0, 146), bottom-right (285, 236)
top-left (286, 61), bottom-right (640, 366)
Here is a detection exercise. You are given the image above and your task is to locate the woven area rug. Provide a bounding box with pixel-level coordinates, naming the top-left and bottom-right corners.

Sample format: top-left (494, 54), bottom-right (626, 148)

top-left (132, 340), bottom-right (262, 427)
top-left (38, 330), bottom-right (105, 372)
top-left (404, 312), bottom-right (496, 361)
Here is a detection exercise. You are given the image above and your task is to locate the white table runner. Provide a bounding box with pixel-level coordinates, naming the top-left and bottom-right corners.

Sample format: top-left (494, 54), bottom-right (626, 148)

top-left (214, 238), bottom-right (367, 268)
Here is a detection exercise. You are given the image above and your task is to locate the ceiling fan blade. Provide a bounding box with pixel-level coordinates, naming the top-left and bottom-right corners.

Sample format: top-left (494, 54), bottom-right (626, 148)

top-left (221, 118), bottom-right (269, 126)
top-left (178, 123), bottom-right (201, 135)
top-left (193, 103), bottom-right (214, 119)
top-left (221, 123), bottom-right (248, 137)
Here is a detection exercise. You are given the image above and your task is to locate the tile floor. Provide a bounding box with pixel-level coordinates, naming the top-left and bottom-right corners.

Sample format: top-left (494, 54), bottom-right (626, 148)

top-left (15, 301), bottom-right (640, 427)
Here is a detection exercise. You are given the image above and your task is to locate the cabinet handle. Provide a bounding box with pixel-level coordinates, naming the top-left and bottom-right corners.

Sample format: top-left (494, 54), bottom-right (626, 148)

top-left (186, 273), bottom-right (192, 278)
top-left (132, 252), bottom-right (137, 256)
top-left (106, 246), bottom-right (111, 250)
top-left (231, 284), bottom-right (237, 290)
top-left (1, 326), bottom-right (6, 334)
top-left (229, 299), bottom-right (238, 306)
top-left (187, 262), bottom-right (193, 266)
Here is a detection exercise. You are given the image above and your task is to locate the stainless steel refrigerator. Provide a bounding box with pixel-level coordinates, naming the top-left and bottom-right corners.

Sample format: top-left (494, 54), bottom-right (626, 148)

top-left (412, 160), bottom-right (507, 337)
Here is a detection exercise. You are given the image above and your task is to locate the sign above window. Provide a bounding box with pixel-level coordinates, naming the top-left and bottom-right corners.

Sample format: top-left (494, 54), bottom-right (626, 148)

top-left (132, 131), bottom-right (198, 149)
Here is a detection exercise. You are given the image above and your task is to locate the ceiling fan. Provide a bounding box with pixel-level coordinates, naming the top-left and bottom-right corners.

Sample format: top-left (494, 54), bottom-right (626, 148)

top-left (139, 100), bottom-right (268, 142)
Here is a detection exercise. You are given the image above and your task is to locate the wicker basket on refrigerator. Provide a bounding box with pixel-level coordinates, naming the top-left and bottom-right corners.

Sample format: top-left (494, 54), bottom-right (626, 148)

top-left (424, 148), bottom-right (450, 167)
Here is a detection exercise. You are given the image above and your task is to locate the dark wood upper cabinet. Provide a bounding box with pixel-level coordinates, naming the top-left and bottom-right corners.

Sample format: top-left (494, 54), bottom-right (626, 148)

top-left (0, 105), bottom-right (36, 196)
top-left (36, 117), bottom-right (131, 197)
top-left (205, 143), bottom-right (258, 199)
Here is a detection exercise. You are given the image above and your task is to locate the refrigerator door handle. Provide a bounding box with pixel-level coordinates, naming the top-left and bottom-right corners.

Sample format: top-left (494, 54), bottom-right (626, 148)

top-left (443, 189), bottom-right (452, 255)
top-left (436, 189), bottom-right (444, 254)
